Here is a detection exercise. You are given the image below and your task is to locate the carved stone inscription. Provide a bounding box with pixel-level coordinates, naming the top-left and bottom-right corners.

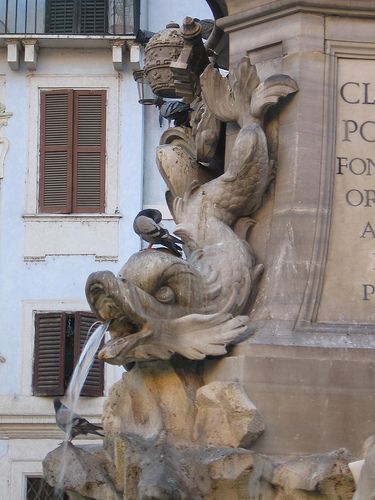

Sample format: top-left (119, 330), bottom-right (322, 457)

top-left (318, 58), bottom-right (375, 323)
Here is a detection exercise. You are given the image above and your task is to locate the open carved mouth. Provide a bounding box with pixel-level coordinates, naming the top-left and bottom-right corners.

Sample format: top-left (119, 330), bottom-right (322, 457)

top-left (98, 320), bottom-right (154, 363)
top-left (88, 279), bottom-right (143, 326)
top-left (106, 317), bottom-right (141, 338)
top-left (88, 284), bottom-right (122, 321)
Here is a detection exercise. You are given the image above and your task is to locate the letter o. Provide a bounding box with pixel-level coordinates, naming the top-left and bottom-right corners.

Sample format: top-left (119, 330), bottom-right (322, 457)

top-left (346, 189), bottom-right (363, 206)
top-left (360, 121), bottom-right (375, 142)
top-left (349, 158), bottom-right (367, 175)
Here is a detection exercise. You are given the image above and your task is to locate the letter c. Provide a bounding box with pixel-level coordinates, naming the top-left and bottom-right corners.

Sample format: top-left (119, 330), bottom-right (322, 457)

top-left (340, 82), bottom-right (360, 104)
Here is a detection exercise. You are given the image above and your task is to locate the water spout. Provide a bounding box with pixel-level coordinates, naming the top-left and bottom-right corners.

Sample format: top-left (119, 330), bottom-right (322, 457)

top-left (56, 321), bottom-right (109, 489)
top-left (65, 321), bottom-right (109, 410)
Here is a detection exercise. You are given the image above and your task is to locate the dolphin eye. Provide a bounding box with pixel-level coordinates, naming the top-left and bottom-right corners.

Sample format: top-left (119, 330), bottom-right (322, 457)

top-left (154, 286), bottom-right (175, 304)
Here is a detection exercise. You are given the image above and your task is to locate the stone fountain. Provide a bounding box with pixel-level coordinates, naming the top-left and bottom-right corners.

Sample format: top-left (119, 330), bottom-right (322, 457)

top-left (44, 16), bottom-right (360, 500)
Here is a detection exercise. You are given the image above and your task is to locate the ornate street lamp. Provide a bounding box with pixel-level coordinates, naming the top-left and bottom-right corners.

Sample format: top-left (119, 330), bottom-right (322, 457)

top-left (133, 69), bottom-right (160, 105)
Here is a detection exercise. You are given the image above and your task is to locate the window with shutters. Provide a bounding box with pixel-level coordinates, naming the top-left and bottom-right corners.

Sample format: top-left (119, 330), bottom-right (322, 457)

top-left (39, 89), bottom-right (106, 214)
top-left (33, 311), bottom-right (104, 397)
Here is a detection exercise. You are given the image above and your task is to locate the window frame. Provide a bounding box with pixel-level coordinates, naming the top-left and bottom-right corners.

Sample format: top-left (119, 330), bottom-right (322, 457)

top-left (26, 476), bottom-right (69, 500)
top-left (23, 74), bottom-right (135, 262)
top-left (33, 311), bottom-right (104, 397)
top-left (39, 88), bottom-right (107, 215)
top-left (26, 75), bottom-right (119, 217)
top-left (19, 300), bottom-right (122, 397)
top-left (10, 462), bottom-right (44, 500)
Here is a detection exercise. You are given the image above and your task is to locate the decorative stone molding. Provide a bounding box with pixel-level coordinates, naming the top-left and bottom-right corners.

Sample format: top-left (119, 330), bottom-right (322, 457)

top-left (5, 40), bottom-right (21, 70)
top-left (0, 415), bottom-right (102, 440)
top-left (219, 0), bottom-right (375, 32)
top-left (112, 40), bottom-right (142, 71)
top-left (144, 22), bottom-right (184, 98)
top-left (296, 41), bottom-right (375, 338)
top-left (110, 40), bottom-right (125, 71)
top-left (22, 39), bottom-right (39, 70)
top-left (23, 214), bottom-right (121, 261)
top-left (0, 394), bottom-right (103, 440)
top-left (0, 103), bottom-right (12, 179)
top-left (0, 135), bottom-right (10, 174)
top-left (127, 41), bottom-right (141, 70)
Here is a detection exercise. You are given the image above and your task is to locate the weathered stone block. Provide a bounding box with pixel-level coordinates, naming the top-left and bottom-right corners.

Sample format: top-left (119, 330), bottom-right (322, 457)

top-left (43, 443), bottom-right (120, 500)
top-left (353, 435), bottom-right (375, 500)
top-left (193, 381), bottom-right (265, 448)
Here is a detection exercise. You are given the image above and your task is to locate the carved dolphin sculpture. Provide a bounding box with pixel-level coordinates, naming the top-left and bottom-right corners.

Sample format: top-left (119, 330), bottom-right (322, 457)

top-left (87, 249), bottom-right (251, 364)
top-left (85, 57), bottom-right (298, 366)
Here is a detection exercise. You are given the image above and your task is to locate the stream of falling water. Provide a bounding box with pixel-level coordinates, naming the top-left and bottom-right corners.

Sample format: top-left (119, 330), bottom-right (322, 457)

top-left (56, 320), bottom-right (110, 490)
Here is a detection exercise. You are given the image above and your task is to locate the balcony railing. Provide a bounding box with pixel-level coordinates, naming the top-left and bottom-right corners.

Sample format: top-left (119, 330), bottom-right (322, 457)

top-left (0, 0), bottom-right (140, 36)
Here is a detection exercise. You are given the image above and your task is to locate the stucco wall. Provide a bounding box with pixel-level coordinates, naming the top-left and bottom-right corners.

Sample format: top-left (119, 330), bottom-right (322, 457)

top-left (0, 1), bottom-right (212, 497)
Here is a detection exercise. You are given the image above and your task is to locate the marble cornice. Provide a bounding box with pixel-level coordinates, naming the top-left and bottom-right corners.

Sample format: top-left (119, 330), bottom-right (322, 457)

top-left (218, 0), bottom-right (375, 32)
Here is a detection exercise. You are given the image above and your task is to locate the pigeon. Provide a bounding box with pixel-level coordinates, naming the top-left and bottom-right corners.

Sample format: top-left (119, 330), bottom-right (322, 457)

top-left (54, 398), bottom-right (104, 441)
top-left (159, 101), bottom-right (192, 127)
top-left (133, 208), bottom-right (183, 257)
top-left (193, 18), bottom-right (215, 40)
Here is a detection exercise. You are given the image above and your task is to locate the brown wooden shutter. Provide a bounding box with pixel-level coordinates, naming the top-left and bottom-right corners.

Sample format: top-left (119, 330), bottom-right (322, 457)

top-left (73, 91), bottom-right (106, 213)
top-left (80, 0), bottom-right (108, 34)
top-left (74, 312), bottom-right (104, 397)
top-left (39, 90), bottom-right (73, 213)
top-left (33, 313), bottom-right (66, 396)
top-left (46, 0), bottom-right (76, 34)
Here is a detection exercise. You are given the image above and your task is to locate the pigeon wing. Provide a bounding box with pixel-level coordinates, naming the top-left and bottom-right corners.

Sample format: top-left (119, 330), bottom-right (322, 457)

top-left (158, 226), bottom-right (182, 245)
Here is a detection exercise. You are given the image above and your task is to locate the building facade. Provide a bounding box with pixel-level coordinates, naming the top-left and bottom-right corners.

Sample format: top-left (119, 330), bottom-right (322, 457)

top-left (0, 0), bottom-right (211, 497)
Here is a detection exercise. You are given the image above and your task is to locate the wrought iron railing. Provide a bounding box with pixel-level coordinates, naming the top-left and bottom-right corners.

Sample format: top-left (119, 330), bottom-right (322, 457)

top-left (0, 0), bottom-right (140, 35)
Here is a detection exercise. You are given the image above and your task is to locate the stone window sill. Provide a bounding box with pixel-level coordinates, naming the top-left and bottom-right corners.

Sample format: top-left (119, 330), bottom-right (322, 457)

top-left (23, 213), bottom-right (122, 262)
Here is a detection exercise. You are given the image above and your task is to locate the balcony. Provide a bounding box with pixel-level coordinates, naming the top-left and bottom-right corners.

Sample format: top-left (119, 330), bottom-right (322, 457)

top-left (0, 1), bottom-right (142, 70)
top-left (0, 0), bottom-right (140, 36)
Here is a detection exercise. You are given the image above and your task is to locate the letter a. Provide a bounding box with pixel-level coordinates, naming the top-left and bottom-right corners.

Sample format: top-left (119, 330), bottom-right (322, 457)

top-left (360, 222), bottom-right (375, 238)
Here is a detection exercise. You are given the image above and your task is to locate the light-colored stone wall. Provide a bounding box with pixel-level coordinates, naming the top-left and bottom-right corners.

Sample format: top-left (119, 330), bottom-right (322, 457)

top-left (218, 2), bottom-right (375, 349)
top-left (208, 1), bottom-right (375, 459)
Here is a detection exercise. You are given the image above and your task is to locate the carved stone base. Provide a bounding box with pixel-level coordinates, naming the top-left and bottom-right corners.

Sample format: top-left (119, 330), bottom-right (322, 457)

top-left (44, 441), bottom-right (355, 499)
top-left (43, 360), bottom-right (355, 499)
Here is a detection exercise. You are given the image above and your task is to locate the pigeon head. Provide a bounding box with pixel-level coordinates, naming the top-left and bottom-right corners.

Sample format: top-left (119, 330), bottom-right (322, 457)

top-left (136, 208), bottom-right (162, 223)
top-left (53, 398), bottom-right (62, 411)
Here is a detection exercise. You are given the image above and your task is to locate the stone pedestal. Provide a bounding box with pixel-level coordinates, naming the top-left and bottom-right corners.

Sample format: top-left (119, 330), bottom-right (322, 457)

top-left (205, 346), bottom-right (375, 457)
top-left (212, 0), bottom-right (375, 457)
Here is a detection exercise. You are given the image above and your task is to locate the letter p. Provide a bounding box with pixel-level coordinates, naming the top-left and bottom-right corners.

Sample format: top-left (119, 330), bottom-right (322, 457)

top-left (343, 120), bottom-right (358, 142)
top-left (363, 284), bottom-right (375, 300)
